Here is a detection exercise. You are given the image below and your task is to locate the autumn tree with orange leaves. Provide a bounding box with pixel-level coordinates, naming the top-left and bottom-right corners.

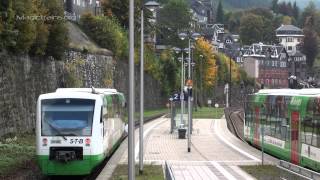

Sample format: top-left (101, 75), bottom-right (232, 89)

top-left (193, 37), bottom-right (218, 106)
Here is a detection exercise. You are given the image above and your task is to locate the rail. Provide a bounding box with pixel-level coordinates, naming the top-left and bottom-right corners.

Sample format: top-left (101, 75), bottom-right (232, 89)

top-left (164, 161), bottom-right (175, 180)
top-left (278, 160), bottom-right (320, 180)
top-left (226, 108), bottom-right (246, 142)
top-left (86, 114), bottom-right (167, 180)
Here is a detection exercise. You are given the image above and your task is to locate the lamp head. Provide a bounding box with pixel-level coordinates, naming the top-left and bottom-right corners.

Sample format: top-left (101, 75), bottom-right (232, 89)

top-left (173, 47), bottom-right (181, 54)
top-left (178, 32), bottom-right (187, 40)
top-left (191, 32), bottom-right (201, 40)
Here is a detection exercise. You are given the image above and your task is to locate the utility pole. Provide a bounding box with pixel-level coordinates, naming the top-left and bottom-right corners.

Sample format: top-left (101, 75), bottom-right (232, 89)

top-left (139, 6), bottom-right (144, 175)
top-left (128, 0), bottom-right (135, 179)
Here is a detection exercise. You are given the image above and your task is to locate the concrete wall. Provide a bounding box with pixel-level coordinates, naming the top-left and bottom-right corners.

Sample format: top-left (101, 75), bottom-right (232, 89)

top-left (0, 51), bottom-right (165, 136)
top-left (243, 57), bottom-right (259, 78)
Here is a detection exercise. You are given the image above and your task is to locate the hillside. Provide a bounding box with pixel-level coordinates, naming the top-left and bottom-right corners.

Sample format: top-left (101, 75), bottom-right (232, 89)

top-left (214, 0), bottom-right (272, 10)
top-left (279, 0), bottom-right (320, 9)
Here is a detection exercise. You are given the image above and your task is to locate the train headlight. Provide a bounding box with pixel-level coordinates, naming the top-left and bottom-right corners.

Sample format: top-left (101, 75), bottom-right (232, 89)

top-left (85, 138), bottom-right (91, 146)
top-left (42, 138), bottom-right (48, 146)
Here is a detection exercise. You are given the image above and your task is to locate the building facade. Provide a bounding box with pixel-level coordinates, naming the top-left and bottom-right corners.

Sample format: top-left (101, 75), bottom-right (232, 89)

top-left (242, 43), bottom-right (289, 88)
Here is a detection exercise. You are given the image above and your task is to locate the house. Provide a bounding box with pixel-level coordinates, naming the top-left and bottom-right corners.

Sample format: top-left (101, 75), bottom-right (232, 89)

top-left (242, 43), bottom-right (289, 88)
top-left (64, 0), bottom-right (101, 21)
top-left (189, 0), bottom-right (214, 26)
top-left (276, 24), bottom-right (303, 55)
top-left (276, 24), bottom-right (307, 80)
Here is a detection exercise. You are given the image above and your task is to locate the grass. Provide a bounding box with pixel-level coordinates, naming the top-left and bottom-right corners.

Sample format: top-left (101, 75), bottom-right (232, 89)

top-left (141, 108), bottom-right (168, 119)
top-left (111, 165), bottom-right (164, 180)
top-left (125, 108), bottom-right (168, 122)
top-left (0, 133), bottom-right (36, 176)
top-left (192, 107), bottom-right (224, 119)
top-left (240, 165), bottom-right (303, 180)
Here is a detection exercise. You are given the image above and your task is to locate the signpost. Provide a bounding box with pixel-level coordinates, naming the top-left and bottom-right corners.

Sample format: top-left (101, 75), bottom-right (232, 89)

top-left (215, 103), bottom-right (219, 119)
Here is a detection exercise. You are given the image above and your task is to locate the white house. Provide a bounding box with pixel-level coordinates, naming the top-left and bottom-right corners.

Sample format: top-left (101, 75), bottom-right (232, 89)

top-left (276, 24), bottom-right (304, 56)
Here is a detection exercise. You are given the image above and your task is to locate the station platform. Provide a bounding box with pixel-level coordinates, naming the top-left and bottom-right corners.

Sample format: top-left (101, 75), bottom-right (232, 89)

top-left (98, 116), bottom-right (279, 180)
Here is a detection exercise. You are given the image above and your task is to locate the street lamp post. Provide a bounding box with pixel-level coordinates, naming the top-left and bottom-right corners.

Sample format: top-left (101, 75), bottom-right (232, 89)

top-left (179, 32), bottom-right (200, 153)
top-left (229, 56), bottom-right (232, 107)
top-left (174, 47), bottom-right (187, 126)
top-left (128, 0), bottom-right (135, 179)
top-left (199, 54), bottom-right (204, 108)
top-left (139, 6), bottom-right (144, 175)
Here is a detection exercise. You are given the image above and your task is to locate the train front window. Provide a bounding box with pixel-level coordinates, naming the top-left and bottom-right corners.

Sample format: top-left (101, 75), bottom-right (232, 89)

top-left (41, 99), bottom-right (95, 136)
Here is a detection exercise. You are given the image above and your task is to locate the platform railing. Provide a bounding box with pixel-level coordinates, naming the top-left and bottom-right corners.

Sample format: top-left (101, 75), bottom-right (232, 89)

top-left (278, 160), bottom-right (320, 180)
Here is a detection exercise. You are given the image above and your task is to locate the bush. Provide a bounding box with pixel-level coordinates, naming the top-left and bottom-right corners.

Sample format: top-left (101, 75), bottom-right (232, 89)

top-left (80, 13), bottom-right (128, 60)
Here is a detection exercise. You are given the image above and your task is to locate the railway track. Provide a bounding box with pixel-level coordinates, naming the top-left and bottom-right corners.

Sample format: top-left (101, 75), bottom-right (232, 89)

top-left (225, 108), bottom-right (246, 142)
top-left (44, 113), bottom-right (166, 180)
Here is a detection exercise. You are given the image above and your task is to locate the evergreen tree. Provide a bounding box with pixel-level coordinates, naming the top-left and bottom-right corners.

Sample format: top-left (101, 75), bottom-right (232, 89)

top-left (271, 0), bottom-right (278, 14)
top-left (0, 0), bottom-right (16, 50)
top-left (299, 1), bottom-right (317, 27)
top-left (302, 16), bottom-right (319, 68)
top-left (157, 0), bottom-right (191, 47)
top-left (216, 0), bottom-right (224, 24)
top-left (11, 0), bottom-right (37, 54)
top-left (44, 0), bottom-right (69, 60)
top-left (30, 0), bottom-right (49, 56)
top-left (293, 1), bottom-right (299, 21)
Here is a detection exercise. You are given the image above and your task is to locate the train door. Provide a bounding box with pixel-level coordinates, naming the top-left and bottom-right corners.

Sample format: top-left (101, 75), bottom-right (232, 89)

top-left (291, 111), bottom-right (300, 164)
top-left (254, 107), bottom-right (260, 146)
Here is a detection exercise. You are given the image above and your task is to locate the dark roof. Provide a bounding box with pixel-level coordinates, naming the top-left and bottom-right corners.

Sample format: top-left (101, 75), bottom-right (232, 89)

top-left (145, 1), bottom-right (160, 6)
top-left (276, 25), bottom-right (302, 32)
top-left (291, 50), bottom-right (305, 57)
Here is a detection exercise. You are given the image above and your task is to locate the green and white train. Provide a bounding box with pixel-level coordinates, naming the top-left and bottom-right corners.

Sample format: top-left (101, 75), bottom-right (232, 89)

top-left (36, 88), bottom-right (126, 175)
top-left (245, 89), bottom-right (320, 171)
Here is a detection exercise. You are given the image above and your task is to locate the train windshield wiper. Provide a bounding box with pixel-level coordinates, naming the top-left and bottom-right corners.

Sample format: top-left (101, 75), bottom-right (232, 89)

top-left (47, 121), bottom-right (67, 140)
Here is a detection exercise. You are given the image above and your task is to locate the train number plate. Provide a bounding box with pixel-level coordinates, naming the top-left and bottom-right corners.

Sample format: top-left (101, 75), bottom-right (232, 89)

top-left (69, 139), bottom-right (83, 144)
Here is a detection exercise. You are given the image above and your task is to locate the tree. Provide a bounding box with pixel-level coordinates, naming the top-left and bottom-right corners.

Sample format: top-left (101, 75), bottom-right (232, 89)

top-left (80, 14), bottom-right (128, 60)
top-left (194, 37), bottom-right (217, 105)
top-left (293, 1), bottom-right (299, 21)
top-left (299, 1), bottom-right (317, 27)
top-left (157, 0), bottom-right (191, 47)
top-left (302, 17), bottom-right (319, 68)
top-left (0, 0), bottom-right (17, 50)
top-left (271, 0), bottom-right (278, 14)
top-left (159, 49), bottom-right (179, 95)
top-left (30, 0), bottom-right (49, 56)
top-left (216, 0), bottom-right (224, 24)
top-left (101, 0), bottom-right (143, 29)
top-left (45, 0), bottom-right (69, 60)
top-left (282, 16), bottom-right (293, 25)
top-left (240, 13), bottom-right (264, 45)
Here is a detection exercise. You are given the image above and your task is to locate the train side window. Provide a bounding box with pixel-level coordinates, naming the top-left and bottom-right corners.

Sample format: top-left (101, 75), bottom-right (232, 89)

top-left (264, 96), bottom-right (272, 137)
top-left (245, 95), bottom-right (254, 128)
top-left (302, 98), bottom-right (316, 146)
top-left (312, 98), bottom-right (320, 147)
